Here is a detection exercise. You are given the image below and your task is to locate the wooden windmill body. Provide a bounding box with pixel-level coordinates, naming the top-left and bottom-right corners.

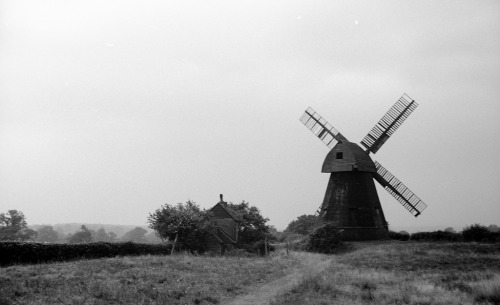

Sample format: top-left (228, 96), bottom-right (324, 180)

top-left (300, 94), bottom-right (427, 240)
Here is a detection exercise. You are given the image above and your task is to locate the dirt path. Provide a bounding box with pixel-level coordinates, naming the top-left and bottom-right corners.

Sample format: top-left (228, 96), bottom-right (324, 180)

top-left (222, 253), bottom-right (332, 305)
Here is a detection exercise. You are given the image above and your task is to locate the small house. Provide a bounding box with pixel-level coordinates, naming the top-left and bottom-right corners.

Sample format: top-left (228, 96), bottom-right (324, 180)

top-left (206, 194), bottom-right (240, 255)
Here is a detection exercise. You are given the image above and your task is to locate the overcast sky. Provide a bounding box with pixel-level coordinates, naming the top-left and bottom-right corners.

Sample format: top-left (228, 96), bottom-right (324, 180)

top-left (1, 0), bottom-right (499, 231)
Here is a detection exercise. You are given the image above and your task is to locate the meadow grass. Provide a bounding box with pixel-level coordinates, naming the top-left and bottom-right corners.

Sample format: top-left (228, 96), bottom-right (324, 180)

top-left (0, 252), bottom-right (297, 305)
top-left (271, 242), bottom-right (500, 305)
top-left (2, 242), bottom-right (499, 305)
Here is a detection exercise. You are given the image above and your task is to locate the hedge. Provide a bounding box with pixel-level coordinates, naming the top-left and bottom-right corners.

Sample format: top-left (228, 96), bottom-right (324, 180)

top-left (388, 231), bottom-right (410, 241)
top-left (0, 241), bottom-right (172, 267)
top-left (410, 231), bottom-right (462, 242)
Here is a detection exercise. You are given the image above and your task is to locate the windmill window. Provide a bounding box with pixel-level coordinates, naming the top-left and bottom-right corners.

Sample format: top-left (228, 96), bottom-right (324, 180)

top-left (336, 152), bottom-right (343, 159)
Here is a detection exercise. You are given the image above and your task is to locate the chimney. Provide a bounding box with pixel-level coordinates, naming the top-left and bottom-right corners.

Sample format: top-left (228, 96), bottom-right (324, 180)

top-left (219, 194), bottom-right (227, 205)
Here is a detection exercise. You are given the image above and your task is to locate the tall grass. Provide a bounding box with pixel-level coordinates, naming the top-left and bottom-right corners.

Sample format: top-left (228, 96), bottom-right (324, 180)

top-left (271, 242), bottom-right (500, 305)
top-left (2, 242), bottom-right (499, 304)
top-left (0, 252), bottom-right (297, 305)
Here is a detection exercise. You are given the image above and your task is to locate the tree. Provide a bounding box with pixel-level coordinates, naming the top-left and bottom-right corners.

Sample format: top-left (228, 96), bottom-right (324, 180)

top-left (285, 214), bottom-right (322, 235)
top-left (36, 226), bottom-right (59, 243)
top-left (94, 227), bottom-right (109, 242)
top-left (487, 225), bottom-right (499, 233)
top-left (148, 200), bottom-right (211, 251)
top-left (122, 227), bottom-right (148, 242)
top-left (0, 210), bottom-right (37, 241)
top-left (444, 227), bottom-right (456, 233)
top-left (227, 201), bottom-right (270, 247)
top-left (267, 225), bottom-right (280, 242)
top-left (145, 231), bottom-right (163, 243)
top-left (462, 224), bottom-right (491, 242)
top-left (67, 225), bottom-right (93, 243)
top-left (107, 231), bottom-right (118, 242)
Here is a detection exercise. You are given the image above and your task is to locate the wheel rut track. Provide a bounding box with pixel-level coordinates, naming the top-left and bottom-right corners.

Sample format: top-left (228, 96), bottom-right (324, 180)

top-left (222, 254), bottom-right (333, 305)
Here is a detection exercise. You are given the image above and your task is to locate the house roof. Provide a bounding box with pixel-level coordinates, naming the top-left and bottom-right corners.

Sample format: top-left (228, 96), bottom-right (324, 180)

top-left (208, 227), bottom-right (237, 245)
top-left (216, 227), bottom-right (237, 244)
top-left (209, 194), bottom-right (241, 222)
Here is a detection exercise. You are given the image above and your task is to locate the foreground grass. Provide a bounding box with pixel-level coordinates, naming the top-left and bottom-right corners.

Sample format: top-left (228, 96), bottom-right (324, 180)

top-left (0, 253), bottom-right (297, 305)
top-left (271, 242), bottom-right (500, 305)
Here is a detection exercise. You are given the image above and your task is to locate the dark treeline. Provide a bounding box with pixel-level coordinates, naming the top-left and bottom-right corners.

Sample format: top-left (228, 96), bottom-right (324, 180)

top-left (389, 224), bottom-right (500, 242)
top-left (0, 241), bottom-right (172, 267)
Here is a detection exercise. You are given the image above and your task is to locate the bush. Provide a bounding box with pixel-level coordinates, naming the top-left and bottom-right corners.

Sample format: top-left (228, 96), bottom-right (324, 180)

top-left (463, 224), bottom-right (493, 242)
top-left (410, 230), bottom-right (462, 242)
top-left (306, 222), bottom-right (343, 254)
top-left (0, 241), bottom-right (172, 267)
top-left (285, 214), bottom-right (322, 235)
top-left (223, 248), bottom-right (253, 257)
top-left (252, 240), bottom-right (275, 256)
top-left (389, 231), bottom-right (410, 241)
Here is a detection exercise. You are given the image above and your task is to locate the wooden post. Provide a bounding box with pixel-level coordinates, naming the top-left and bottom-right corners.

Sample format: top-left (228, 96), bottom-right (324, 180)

top-left (286, 241), bottom-right (289, 256)
top-left (171, 234), bottom-right (178, 255)
top-left (264, 237), bottom-right (268, 257)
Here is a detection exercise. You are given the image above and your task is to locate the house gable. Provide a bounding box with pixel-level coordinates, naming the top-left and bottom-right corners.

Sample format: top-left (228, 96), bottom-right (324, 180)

top-left (206, 195), bottom-right (239, 253)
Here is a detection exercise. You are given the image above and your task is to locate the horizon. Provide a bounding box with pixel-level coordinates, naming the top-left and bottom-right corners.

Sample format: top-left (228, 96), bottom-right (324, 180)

top-left (27, 221), bottom-right (483, 235)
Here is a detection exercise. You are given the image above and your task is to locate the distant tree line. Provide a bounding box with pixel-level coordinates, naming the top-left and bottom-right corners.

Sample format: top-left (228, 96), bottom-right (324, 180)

top-left (0, 210), bottom-right (36, 241)
top-left (406, 224), bottom-right (500, 242)
top-left (0, 210), bottom-right (162, 244)
top-left (4, 206), bottom-right (498, 252)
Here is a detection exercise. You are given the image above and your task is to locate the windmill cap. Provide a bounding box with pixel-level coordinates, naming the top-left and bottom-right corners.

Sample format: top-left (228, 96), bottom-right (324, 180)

top-left (322, 141), bottom-right (376, 173)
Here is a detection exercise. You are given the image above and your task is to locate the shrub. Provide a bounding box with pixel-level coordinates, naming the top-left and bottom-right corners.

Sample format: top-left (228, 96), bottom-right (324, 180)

top-left (389, 231), bottom-right (410, 241)
top-left (306, 222), bottom-right (343, 254)
top-left (285, 214), bottom-right (322, 235)
top-left (251, 240), bottom-right (275, 256)
top-left (463, 224), bottom-right (493, 242)
top-left (410, 230), bottom-right (462, 242)
top-left (290, 237), bottom-right (309, 251)
top-left (223, 248), bottom-right (254, 257)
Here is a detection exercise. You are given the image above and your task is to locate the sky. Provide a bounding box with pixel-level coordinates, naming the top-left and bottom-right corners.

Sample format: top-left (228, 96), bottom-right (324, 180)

top-left (1, 0), bottom-right (499, 232)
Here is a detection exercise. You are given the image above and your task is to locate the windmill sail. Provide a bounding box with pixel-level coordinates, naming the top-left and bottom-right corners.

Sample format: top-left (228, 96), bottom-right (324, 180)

top-left (361, 94), bottom-right (418, 154)
top-left (300, 107), bottom-right (348, 149)
top-left (315, 202), bottom-right (327, 217)
top-left (373, 161), bottom-right (427, 217)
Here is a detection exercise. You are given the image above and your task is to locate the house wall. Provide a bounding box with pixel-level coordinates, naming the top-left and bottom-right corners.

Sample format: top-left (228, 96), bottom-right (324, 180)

top-left (211, 204), bottom-right (238, 242)
top-left (206, 235), bottom-right (222, 255)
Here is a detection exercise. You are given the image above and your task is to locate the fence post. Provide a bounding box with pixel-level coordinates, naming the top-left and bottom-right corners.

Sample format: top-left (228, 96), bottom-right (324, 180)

top-left (171, 234), bottom-right (178, 255)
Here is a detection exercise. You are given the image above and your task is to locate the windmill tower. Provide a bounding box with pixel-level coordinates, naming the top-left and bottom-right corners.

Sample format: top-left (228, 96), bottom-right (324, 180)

top-left (300, 93), bottom-right (427, 240)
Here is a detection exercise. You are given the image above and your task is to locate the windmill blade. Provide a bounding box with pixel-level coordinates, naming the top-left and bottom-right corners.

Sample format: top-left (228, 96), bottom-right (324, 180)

top-left (373, 161), bottom-right (427, 217)
top-left (300, 107), bottom-right (348, 149)
top-left (361, 94), bottom-right (418, 154)
top-left (315, 202), bottom-right (327, 217)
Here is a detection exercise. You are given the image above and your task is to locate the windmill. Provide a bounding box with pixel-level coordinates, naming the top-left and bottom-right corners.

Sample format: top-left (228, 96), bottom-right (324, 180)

top-left (300, 93), bottom-right (427, 240)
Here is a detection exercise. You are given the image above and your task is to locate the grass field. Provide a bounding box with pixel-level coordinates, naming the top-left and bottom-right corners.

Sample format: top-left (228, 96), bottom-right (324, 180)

top-left (272, 242), bottom-right (500, 305)
top-left (0, 252), bottom-right (297, 305)
top-left (1, 242), bottom-right (499, 305)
